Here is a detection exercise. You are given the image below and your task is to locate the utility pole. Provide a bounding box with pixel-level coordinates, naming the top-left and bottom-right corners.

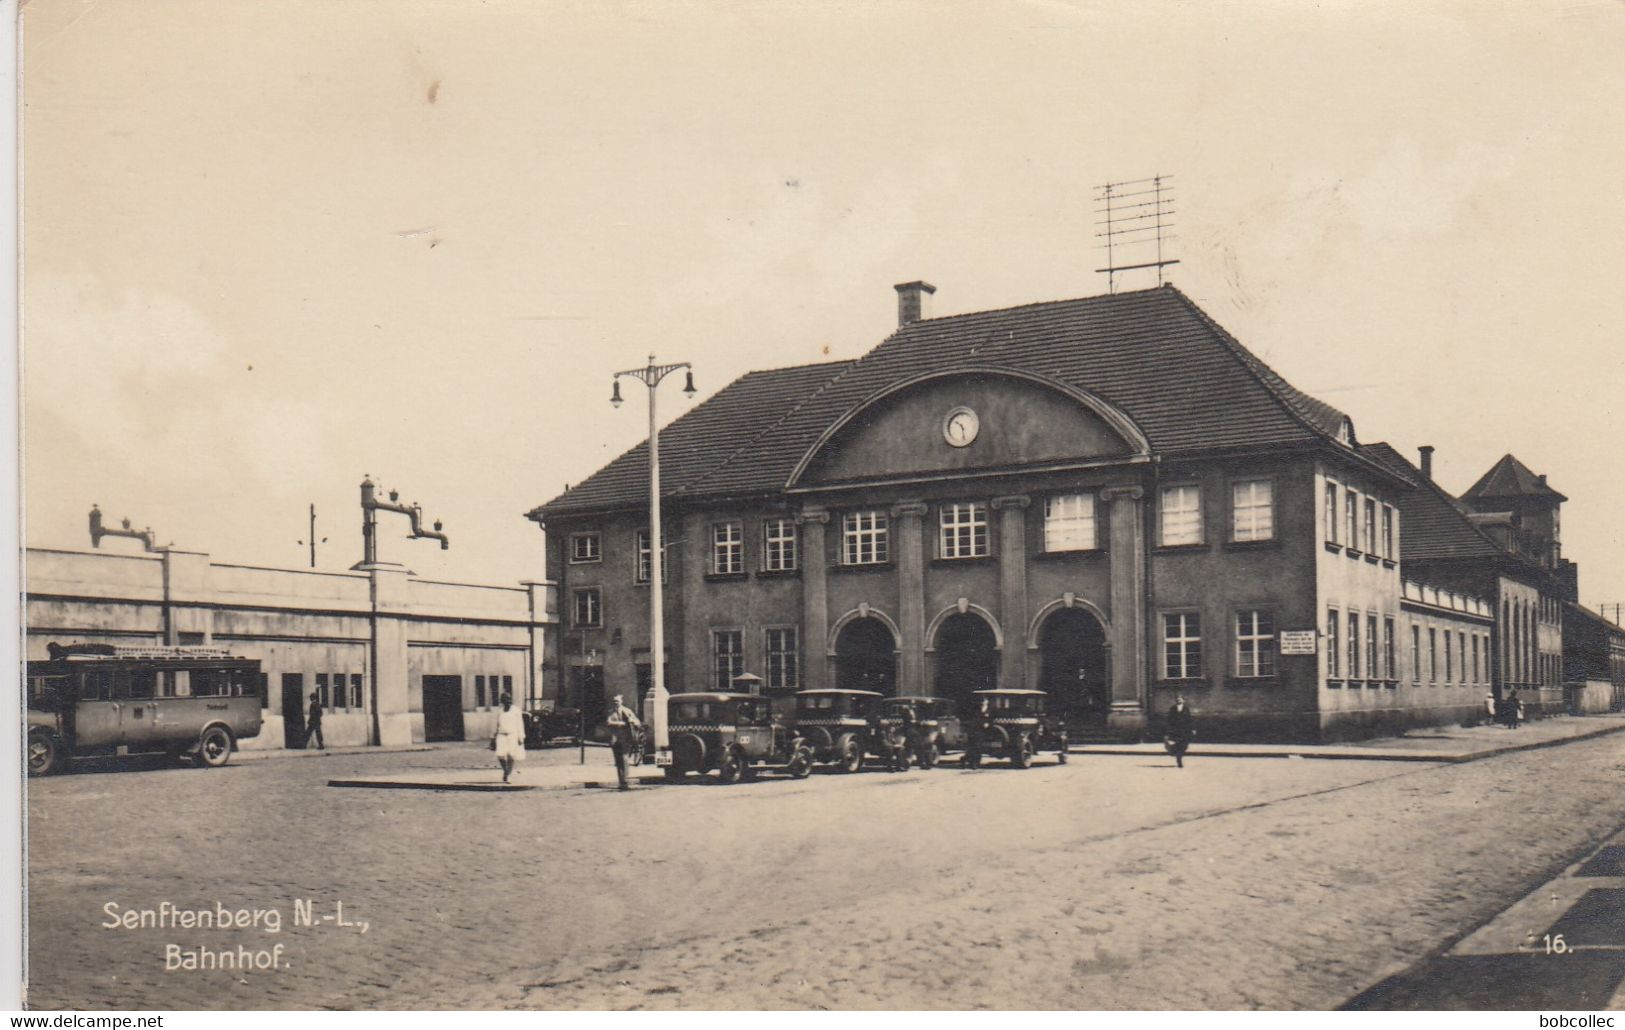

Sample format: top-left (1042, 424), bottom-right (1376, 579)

top-left (297, 503), bottom-right (327, 568)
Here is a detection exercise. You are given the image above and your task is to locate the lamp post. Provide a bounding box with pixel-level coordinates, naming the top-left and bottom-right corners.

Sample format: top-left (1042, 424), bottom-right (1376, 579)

top-left (612, 355), bottom-right (696, 766)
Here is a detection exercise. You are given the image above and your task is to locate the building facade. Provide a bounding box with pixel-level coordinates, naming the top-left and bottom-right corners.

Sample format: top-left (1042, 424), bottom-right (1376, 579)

top-left (531, 282), bottom-right (1546, 742)
top-left (25, 546), bottom-right (557, 749)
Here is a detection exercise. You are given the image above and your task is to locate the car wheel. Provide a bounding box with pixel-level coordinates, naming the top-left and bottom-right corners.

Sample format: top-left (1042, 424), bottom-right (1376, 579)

top-left (787, 747), bottom-right (813, 779)
top-left (918, 741), bottom-right (938, 769)
top-left (1012, 735), bottom-right (1033, 769)
top-left (839, 736), bottom-right (863, 774)
top-left (27, 731), bottom-right (62, 777)
top-left (663, 766), bottom-right (685, 783)
top-left (717, 751), bottom-right (742, 784)
top-left (195, 726), bottom-right (233, 769)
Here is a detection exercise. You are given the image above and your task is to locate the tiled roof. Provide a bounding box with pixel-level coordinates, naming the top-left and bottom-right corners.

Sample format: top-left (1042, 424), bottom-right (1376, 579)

top-left (1463, 454), bottom-right (1566, 503)
top-left (533, 285), bottom-right (1352, 519)
top-left (1360, 443), bottom-right (1506, 562)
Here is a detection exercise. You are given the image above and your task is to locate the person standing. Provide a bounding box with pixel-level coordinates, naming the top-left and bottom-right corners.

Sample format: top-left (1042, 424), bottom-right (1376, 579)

top-left (492, 693), bottom-right (526, 783)
top-left (1164, 695), bottom-right (1194, 768)
top-left (1509, 689), bottom-right (1524, 729)
top-left (1485, 692), bottom-right (1498, 726)
top-left (305, 690), bottom-right (325, 750)
top-left (607, 693), bottom-right (643, 791)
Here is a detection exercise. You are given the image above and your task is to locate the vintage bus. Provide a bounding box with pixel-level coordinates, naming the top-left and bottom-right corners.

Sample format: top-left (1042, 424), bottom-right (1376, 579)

top-left (25, 642), bottom-right (264, 776)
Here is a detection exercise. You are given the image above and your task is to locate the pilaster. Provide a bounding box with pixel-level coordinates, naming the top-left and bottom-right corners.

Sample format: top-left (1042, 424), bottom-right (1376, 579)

top-left (796, 510), bottom-right (831, 690)
top-left (992, 495), bottom-right (1031, 688)
top-left (892, 502), bottom-right (929, 694)
top-left (1102, 485), bottom-right (1147, 736)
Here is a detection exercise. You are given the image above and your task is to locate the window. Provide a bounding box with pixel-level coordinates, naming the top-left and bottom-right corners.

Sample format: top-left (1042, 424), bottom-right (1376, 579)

top-left (1347, 612), bottom-right (1361, 681)
top-left (1044, 493), bottom-right (1097, 551)
top-left (1411, 625), bottom-right (1421, 684)
top-left (573, 587), bottom-right (602, 627)
top-left (634, 530), bottom-right (667, 584)
top-left (1459, 633), bottom-right (1468, 687)
top-left (475, 674), bottom-right (487, 708)
top-left (1363, 499), bottom-right (1377, 554)
top-left (1345, 490), bottom-right (1359, 551)
top-left (712, 630), bottom-right (744, 690)
top-left (842, 511), bottom-right (890, 565)
top-left (1381, 506), bottom-right (1395, 559)
top-left (1327, 609), bottom-right (1340, 680)
top-left (1159, 485), bottom-right (1203, 546)
top-left (1384, 616), bottom-right (1397, 680)
top-left (351, 673), bottom-right (364, 709)
top-left (569, 533), bottom-right (601, 564)
top-left (1325, 481), bottom-right (1339, 544)
top-left (1428, 628), bottom-right (1438, 683)
top-left (1366, 614), bottom-right (1379, 683)
top-left (1444, 630), bottom-right (1454, 683)
top-left (939, 502), bottom-right (989, 559)
top-left (1236, 610), bottom-right (1276, 678)
top-left (711, 521), bottom-right (744, 575)
top-left (1162, 613), bottom-right (1202, 679)
top-left (766, 628), bottom-right (798, 691)
top-left (763, 518), bottom-right (798, 572)
top-left (316, 672), bottom-right (329, 708)
top-left (1231, 480), bottom-right (1274, 542)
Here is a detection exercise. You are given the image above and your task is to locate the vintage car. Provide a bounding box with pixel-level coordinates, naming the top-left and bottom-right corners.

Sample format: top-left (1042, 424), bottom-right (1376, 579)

top-left (877, 695), bottom-right (971, 769)
top-left (26, 642), bottom-right (264, 776)
top-left (522, 706), bottom-right (584, 748)
top-left (963, 689), bottom-right (1069, 769)
top-left (790, 688), bottom-right (885, 773)
top-left (663, 692), bottom-right (812, 783)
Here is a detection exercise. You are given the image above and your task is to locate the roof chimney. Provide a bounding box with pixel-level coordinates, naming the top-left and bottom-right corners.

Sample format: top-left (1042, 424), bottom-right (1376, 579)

top-left (1418, 445), bottom-right (1434, 481)
top-left (894, 281), bottom-right (936, 326)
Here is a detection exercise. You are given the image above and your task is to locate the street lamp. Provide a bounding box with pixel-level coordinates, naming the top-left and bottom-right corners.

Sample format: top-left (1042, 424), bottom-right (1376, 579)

top-left (612, 355), bottom-right (696, 766)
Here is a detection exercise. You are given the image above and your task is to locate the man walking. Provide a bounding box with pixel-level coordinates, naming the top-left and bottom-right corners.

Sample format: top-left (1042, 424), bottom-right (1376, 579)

top-left (1164, 695), bottom-right (1193, 768)
top-left (305, 690), bottom-right (325, 750)
top-left (607, 693), bottom-right (643, 791)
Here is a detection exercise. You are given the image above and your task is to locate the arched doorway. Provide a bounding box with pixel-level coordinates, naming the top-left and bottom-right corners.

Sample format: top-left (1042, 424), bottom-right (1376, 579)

top-left (834, 617), bottom-right (897, 694)
top-left (934, 612), bottom-right (999, 705)
top-left (1037, 607), bottom-right (1108, 730)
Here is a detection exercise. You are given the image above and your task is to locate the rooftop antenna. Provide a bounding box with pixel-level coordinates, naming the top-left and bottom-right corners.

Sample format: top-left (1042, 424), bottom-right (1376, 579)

top-left (1094, 174), bottom-right (1179, 294)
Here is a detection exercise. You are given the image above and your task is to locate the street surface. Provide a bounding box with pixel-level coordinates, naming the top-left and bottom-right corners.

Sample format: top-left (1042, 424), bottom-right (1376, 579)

top-left (25, 730), bottom-right (1625, 1010)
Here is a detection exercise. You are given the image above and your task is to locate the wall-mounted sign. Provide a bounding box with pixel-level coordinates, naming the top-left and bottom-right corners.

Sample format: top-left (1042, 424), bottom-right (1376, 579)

top-left (1278, 630), bottom-right (1319, 655)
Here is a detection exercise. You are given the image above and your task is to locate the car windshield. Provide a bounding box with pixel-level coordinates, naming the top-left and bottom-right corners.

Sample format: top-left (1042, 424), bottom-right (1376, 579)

top-left (673, 702), bottom-right (716, 721)
top-left (735, 699), bottom-right (770, 724)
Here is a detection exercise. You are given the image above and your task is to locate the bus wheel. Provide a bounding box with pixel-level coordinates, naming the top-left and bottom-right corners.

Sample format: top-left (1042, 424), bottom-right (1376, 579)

top-left (195, 726), bottom-right (233, 768)
top-left (27, 731), bottom-right (61, 777)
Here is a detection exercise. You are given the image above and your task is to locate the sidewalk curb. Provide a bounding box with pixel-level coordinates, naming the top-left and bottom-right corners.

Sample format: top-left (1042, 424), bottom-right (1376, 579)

top-left (1072, 720), bottom-right (1625, 764)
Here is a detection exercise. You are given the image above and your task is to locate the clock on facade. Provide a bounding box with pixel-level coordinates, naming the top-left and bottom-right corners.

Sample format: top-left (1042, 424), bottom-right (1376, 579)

top-left (943, 406), bottom-right (980, 447)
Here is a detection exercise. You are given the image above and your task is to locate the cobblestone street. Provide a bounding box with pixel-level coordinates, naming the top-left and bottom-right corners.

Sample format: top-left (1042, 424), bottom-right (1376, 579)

top-left (25, 731), bottom-right (1625, 1010)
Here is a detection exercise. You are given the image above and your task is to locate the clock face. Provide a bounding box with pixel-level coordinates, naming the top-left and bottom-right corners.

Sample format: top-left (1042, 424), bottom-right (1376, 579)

top-left (943, 407), bottom-right (979, 447)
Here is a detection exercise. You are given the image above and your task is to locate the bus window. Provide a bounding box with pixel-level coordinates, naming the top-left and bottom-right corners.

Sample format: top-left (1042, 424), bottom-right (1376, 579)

top-left (120, 669), bottom-right (157, 700)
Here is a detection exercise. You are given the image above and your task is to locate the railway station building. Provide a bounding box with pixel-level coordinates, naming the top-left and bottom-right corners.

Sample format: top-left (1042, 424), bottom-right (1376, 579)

top-left (532, 282), bottom-right (1546, 742)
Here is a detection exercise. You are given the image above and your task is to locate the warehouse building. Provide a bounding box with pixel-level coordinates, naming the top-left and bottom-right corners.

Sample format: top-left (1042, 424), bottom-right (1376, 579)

top-left (24, 545), bottom-right (556, 749)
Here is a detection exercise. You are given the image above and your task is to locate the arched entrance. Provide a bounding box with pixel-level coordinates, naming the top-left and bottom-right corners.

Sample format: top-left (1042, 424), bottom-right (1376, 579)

top-left (834, 617), bottom-right (897, 694)
top-left (933, 612), bottom-right (999, 706)
top-left (1037, 607), bottom-right (1108, 730)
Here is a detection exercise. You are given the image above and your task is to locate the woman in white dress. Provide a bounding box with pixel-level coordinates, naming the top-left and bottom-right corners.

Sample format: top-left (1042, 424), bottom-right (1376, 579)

top-left (492, 693), bottom-right (527, 782)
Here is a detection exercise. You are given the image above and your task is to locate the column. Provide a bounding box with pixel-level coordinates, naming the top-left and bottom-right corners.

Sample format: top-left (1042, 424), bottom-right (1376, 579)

top-left (160, 549), bottom-right (213, 644)
top-left (892, 501), bottom-right (929, 695)
top-left (367, 564), bottom-right (414, 746)
top-left (522, 579), bottom-right (558, 707)
top-left (1102, 485), bottom-right (1147, 736)
top-left (992, 495), bottom-right (1031, 688)
top-left (797, 510), bottom-right (831, 690)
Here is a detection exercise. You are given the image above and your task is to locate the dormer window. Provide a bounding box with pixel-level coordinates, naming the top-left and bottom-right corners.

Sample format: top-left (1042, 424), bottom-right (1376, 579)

top-left (1335, 418), bottom-right (1355, 446)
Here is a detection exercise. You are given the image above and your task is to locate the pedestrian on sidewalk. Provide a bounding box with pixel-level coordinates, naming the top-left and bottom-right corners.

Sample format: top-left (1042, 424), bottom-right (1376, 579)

top-left (1485, 692), bottom-right (1497, 726)
top-left (492, 693), bottom-right (526, 783)
top-left (1510, 689), bottom-right (1524, 729)
top-left (607, 694), bottom-right (643, 791)
top-left (305, 691), bottom-right (325, 750)
top-left (1164, 695), bottom-right (1194, 768)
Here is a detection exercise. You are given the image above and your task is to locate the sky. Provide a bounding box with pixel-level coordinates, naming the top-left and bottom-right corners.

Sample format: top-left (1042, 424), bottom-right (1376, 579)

top-left (17, 0), bottom-right (1625, 609)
